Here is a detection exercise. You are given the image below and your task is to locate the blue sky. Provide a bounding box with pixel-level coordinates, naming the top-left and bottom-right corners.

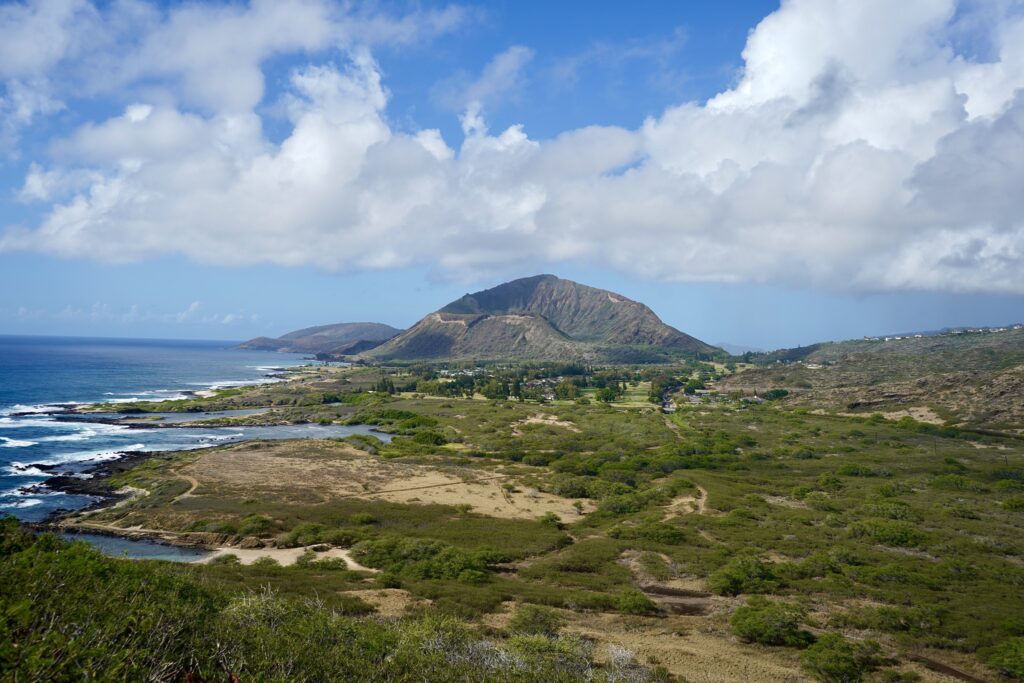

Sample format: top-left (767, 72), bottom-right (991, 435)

top-left (1, 0), bottom-right (1023, 350)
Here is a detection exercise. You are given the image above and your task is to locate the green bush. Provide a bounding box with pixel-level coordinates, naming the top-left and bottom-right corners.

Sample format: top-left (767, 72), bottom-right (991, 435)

top-left (280, 522), bottom-right (327, 547)
top-left (351, 536), bottom-right (494, 581)
top-left (800, 633), bottom-right (883, 682)
top-left (239, 514), bottom-right (274, 537)
top-left (508, 604), bottom-right (564, 636)
top-left (615, 589), bottom-right (657, 614)
top-left (990, 637), bottom-right (1024, 679)
top-left (931, 474), bottom-right (988, 493)
top-left (608, 522), bottom-right (686, 545)
top-left (708, 555), bottom-right (779, 596)
top-left (350, 512), bottom-right (377, 525)
top-left (849, 519), bottom-right (925, 547)
top-left (730, 597), bottom-right (813, 647)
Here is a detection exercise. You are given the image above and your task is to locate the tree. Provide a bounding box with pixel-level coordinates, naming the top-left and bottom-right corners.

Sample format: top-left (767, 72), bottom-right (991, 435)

top-left (480, 379), bottom-right (509, 400)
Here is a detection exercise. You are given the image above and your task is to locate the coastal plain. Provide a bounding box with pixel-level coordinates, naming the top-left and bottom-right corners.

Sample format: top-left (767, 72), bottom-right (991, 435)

top-left (37, 354), bottom-right (1024, 683)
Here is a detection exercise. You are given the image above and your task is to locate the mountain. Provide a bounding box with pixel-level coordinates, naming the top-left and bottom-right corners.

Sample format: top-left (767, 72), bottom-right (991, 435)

top-left (361, 274), bottom-right (717, 362)
top-left (238, 322), bottom-right (402, 355)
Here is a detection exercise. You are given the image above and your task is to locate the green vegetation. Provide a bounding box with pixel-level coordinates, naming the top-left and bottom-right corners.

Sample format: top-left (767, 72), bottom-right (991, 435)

top-left (45, 352), bottom-right (1024, 680)
top-left (800, 633), bottom-right (884, 682)
top-left (729, 596), bottom-right (813, 646)
top-left (0, 520), bottom-right (664, 682)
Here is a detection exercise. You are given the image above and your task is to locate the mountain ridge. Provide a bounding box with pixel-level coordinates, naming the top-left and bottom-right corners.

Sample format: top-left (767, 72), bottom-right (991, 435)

top-left (238, 322), bottom-right (402, 355)
top-left (362, 274), bottom-right (716, 362)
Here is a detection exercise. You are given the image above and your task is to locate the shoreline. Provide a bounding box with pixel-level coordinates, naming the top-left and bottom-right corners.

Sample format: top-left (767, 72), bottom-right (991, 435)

top-left (4, 361), bottom-right (310, 524)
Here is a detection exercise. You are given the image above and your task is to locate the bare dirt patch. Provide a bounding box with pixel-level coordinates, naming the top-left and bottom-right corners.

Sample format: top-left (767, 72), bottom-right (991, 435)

top-left (565, 612), bottom-right (805, 683)
top-left (511, 413), bottom-right (581, 436)
top-left (764, 495), bottom-right (809, 509)
top-left (180, 439), bottom-right (590, 521)
top-left (345, 589), bottom-right (425, 617)
top-left (837, 406), bottom-right (945, 425)
top-left (663, 484), bottom-right (710, 519)
top-left (199, 545), bottom-right (376, 570)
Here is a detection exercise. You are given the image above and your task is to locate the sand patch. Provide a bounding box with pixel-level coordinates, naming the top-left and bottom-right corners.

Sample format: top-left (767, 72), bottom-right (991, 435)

top-left (838, 406), bottom-right (944, 425)
top-left (511, 413), bottom-right (580, 436)
top-left (663, 484), bottom-right (710, 519)
top-left (345, 589), bottom-right (424, 617)
top-left (565, 613), bottom-right (804, 683)
top-left (199, 545), bottom-right (376, 570)
top-left (181, 439), bottom-right (590, 521)
top-left (764, 495), bottom-right (808, 509)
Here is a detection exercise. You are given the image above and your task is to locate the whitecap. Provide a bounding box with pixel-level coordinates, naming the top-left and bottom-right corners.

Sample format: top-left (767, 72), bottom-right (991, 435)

top-left (34, 443), bottom-right (148, 467)
top-left (0, 498), bottom-right (42, 509)
top-left (1, 437), bottom-right (37, 448)
top-left (6, 464), bottom-right (50, 477)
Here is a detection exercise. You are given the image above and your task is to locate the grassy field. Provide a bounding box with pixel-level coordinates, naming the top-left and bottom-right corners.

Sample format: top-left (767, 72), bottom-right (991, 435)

top-left (47, 360), bottom-right (1024, 681)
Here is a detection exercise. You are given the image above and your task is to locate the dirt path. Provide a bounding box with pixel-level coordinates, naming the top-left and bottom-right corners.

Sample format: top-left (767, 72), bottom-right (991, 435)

top-left (694, 484), bottom-right (709, 514)
top-left (663, 483), bottom-right (710, 519)
top-left (171, 472), bottom-right (201, 503)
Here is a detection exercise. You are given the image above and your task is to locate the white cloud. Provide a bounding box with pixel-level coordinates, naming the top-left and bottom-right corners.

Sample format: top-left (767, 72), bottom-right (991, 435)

top-left (4, 0), bottom-right (1024, 294)
top-left (434, 45), bottom-right (534, 113)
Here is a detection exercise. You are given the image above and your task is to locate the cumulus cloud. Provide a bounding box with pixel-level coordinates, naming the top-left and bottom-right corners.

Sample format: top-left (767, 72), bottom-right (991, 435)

top-left (4, 0), bottom-right (1024, 294)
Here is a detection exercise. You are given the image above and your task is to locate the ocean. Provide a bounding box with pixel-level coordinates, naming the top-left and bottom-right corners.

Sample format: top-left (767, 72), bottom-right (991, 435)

top-left (0, 335), bottom-right (379, 523)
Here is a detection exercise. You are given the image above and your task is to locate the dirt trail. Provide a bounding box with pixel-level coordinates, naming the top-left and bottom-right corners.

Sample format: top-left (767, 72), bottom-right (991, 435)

top-left (663, 483), bottom-right (710, 518)
top-left (171, 472), bottom-right (201, 503)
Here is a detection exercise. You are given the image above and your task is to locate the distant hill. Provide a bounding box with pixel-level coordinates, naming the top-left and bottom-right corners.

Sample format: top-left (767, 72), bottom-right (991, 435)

top-left (239, 322), bottom-right (402, 355)
top-left (361, 274), bottom-right (717, 362)
top-left (718, 326), bottom-right (1024, 432)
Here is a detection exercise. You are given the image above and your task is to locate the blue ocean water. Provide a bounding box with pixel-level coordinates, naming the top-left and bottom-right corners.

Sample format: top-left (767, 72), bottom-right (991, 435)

top-left (0, 336), bottom-right (382, 523)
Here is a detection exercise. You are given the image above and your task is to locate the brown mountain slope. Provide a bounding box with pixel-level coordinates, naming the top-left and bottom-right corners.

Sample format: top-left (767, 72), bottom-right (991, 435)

top-left (238, 322), bottom-right (402, 355)
top-left (362, 275), bottom-right (716, 362)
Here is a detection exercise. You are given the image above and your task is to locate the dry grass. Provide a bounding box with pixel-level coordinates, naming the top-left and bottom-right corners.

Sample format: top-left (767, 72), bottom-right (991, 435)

top-left (178, 439), bottom-right (590, 521)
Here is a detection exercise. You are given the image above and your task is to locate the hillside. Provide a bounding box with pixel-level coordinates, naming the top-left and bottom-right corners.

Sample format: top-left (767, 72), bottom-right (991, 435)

top-left (719, 326), bottom-right (1024, 432)
top-left (361, 275), bottom-right (717, 362)
top-left (239, 322), bottom-right (401, 355)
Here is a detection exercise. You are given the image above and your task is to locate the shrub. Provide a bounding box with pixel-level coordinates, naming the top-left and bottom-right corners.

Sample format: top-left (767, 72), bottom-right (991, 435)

top-left (508, 604), bottom-right (564, 636)
top-left (837, 464), bottom-right (890, 477)
top-left (411, 430), bottom-right (447, 446)
top-left (351, 536), bottom-right (492, 581)
top-left (708, 555), bottom-right (779, 596)
top-left (800, 633), bottom-right (883, 682)
top-left (1004, 496), bottom-right (1024, 512)
top-left (239, 514), bottom-right (273, 537)
top-left (608, 522), bottom-right (686, 545)
top-left (990, 637), bottom-right (1024, 679)
top-left (350, 512), bottom-right (377, 525)
top-left (209, 553), bottom-right (240, 566)
top-left (730, 596), bottom-right (814, 647)
top-left (280, 522), bottom-right (327, 547)
top-left (615, 589), bottom-right (657, 614)
top-left (250, 556), bottom-right (280, 568)
top-left (849, 519), bottom-right (925, 547)
top-left (932, 474), bottom-right (988, 493)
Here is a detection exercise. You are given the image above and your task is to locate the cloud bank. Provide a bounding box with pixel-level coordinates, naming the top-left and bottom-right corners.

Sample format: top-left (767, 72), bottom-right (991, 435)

top-left (3, 0), bottom-right (1024, 294)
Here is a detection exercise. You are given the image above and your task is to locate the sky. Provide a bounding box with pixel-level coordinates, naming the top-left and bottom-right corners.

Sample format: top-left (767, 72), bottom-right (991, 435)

top-left (1, 0), bottom-right (1023, 351)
